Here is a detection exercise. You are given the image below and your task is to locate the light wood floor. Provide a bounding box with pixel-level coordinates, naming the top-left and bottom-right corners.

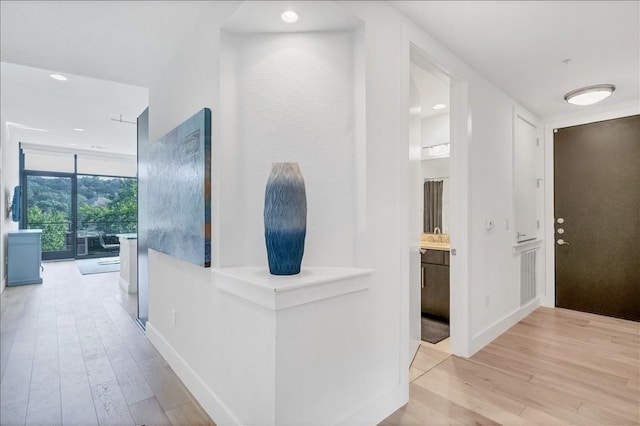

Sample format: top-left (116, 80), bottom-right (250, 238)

top-left (383, 307), bottom-right (640, 425)
top-left (0, 260), bottom-right (215, 425)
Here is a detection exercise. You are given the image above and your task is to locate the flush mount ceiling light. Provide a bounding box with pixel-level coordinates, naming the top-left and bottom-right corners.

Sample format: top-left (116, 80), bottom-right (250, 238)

top-left (49, 73), bottom-right (68, 81)
top-left (432, 103), bottom-right (447, 110)
top-left (281, 10), bottom-right (299, 23)
top-left (564, 84), bottom-right (615, 106)
top-left (73, 128), bottom-right (85, 132)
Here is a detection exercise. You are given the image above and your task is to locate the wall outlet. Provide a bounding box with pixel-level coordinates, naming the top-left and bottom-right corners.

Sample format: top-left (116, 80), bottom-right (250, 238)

top-left (171, 309), bottom-right (177, 326)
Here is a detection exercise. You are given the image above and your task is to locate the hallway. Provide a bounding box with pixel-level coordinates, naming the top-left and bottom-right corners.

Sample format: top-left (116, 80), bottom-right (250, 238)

top-left (0, 261), bottom-right (214, 425)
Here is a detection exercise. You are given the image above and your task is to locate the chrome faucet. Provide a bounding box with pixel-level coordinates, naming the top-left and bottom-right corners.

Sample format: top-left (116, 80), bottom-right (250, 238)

top-left (433, 227), bottom-right (441, 234)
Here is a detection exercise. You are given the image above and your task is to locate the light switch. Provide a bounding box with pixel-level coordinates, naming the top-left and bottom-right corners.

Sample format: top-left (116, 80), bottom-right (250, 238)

top-left (485, 219), bottom-right (494, 230)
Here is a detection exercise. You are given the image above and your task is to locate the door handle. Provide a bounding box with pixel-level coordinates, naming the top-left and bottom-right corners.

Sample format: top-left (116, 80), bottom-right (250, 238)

top-left (557, 239), bottom-right (570, 245)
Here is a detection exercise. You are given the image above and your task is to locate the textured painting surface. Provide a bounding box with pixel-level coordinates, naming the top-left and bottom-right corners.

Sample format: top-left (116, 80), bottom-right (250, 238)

top-left (148, 108), bottom-right (211, 267)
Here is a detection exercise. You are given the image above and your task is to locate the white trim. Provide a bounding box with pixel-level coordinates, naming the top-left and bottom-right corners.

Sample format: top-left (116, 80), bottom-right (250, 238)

top-left (512, 239), bottom-right (542, 254)
top-left (0, 276), bottom-right (5, 294)
top-left (470, 297), bottom-right (541, 354)
top-left (542, 104), bottom-right (640, 308)
top-left (512, 104), bottom-right (541, 246)
top-left (405, 25), bottom-right (472, 358)
top-left (214, 267), bottom-right (372, 310)
top-left (146, 322), bottom-right (242, 426)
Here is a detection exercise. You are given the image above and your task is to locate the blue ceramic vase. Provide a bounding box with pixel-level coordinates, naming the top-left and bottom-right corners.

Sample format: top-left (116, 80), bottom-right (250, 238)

top-left (264, 162), bottom-right (307, 275)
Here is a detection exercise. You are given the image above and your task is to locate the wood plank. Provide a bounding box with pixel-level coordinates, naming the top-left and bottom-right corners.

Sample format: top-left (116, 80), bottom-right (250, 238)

top-left (91, 380), bottom-right (135, 425)
top-left (408, 382), bottom-right (501, 425)
top-left (383, 307), bottom-right (640, 425)
top-left (395, 397), bottom-right (463, 425)
top-left (413, 370), bottom-right (531, 425)
top-left (166, 401), bottom-right (216, 426)
top-left (129, 396), bottom-right (172, 425)
top-left (410, 344), bottom-right (449, 372)
top-left (476, 341), bottom-right (637, 401)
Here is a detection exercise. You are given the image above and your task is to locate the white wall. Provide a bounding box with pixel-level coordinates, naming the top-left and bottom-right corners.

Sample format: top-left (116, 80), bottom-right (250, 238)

top-left (420, 113), bottom-right (449, 148)
top-left (146, 2), bottom-right (409, 424)
top-left (0, 114), bottom-right (20, 293)
top-left (219, 31), bottom-right (357, 268)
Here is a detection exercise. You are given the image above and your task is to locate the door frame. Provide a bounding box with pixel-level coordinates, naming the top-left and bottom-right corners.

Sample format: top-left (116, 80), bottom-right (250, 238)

top-left (542, 103), bottom-right (640, 308)
top-left (402, 26), bottom-right (472, 360)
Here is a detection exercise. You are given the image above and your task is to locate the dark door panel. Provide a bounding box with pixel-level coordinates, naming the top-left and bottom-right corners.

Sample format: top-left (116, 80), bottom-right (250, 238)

top-left (554, 114), bottom-right (640, 321)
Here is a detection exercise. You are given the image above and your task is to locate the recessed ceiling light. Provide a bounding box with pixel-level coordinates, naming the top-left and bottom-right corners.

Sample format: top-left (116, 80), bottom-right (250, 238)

top-left (73, 128), bottom-right (85, 132)
top-left (564, 84), bottom-right (615, 106)
top-left (49, 73), bottom-right (68, 81)
top-left (432, 104), bottom-right (447, 110)
top-left (281, 10), bottom-right (299, 23)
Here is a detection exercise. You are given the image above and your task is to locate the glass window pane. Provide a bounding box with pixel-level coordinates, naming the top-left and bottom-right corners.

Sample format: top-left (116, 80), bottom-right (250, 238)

top-left (26, 175), bottom-right (72, 256)
top-left (77, 175), bottom-right (137, 257)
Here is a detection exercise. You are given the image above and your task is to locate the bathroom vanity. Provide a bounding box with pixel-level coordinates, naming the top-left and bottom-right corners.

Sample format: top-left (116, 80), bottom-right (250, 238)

top-left (420, 233), bottom-right (450, 320)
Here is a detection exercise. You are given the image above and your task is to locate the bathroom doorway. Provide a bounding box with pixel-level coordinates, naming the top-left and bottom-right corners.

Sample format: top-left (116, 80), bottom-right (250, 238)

top-left (409, 52), bottom-right (453, 356)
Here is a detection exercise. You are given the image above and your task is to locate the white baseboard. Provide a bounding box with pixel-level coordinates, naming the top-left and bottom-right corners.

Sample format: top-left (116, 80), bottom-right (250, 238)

top-left (338, 382), bottom-right (407, 426)
top-left (469, 298), bottom-right (541, 356)
top-left (147, 321), bottom-right (406, 426)
top-left (118, 276), bottom-right (137, 294)
top-left (145, 322), bottom-right (241, 426)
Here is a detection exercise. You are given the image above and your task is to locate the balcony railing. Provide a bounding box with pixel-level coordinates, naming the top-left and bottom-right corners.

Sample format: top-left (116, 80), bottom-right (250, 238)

top-left (27, 221), bottom-right (137, 254)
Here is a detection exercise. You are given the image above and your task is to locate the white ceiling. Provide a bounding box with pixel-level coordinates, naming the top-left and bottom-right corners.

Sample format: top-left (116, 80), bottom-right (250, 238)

top-left (392, 1), bottom-right (640, 119)
top-left (222, 1), bottom-right (363, 33)
top-left (1, 62), bottom-right (148, 156)
top-left (0, 1), bottom-right (234, 88)
top-left (0, 0), bottom-right (638, 156)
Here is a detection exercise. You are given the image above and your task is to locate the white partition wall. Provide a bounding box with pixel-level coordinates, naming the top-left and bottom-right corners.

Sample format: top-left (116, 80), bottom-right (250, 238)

top-left (145, 2), bottom-right (407, 425)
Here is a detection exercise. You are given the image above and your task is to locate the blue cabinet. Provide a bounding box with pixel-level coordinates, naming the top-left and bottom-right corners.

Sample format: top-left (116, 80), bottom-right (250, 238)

top-left (8, 230), bottom-right (43, 286)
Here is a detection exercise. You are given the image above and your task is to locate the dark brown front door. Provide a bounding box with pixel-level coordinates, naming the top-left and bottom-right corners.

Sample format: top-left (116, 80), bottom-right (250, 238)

top-left (554, 114), bottom-right (640, 322)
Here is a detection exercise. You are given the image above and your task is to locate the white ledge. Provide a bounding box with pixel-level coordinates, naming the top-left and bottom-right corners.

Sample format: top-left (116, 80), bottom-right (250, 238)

top-left (512, 239), bottom-right (543, 254)
top-left (215, 267), bottom-right (373, 310)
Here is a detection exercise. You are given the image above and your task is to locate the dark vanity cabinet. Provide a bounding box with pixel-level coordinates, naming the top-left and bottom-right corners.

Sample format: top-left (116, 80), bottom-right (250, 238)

top-left (420, 249), bottom-right (450, 320)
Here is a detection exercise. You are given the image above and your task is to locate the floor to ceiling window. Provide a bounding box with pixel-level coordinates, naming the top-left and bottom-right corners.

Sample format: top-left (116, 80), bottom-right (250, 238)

top-left (20, 145), bottom-right (137, 260)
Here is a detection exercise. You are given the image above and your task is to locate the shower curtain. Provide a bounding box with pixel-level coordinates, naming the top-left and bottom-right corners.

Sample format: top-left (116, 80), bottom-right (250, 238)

top-left (424, 180), bottom-right (443, 233)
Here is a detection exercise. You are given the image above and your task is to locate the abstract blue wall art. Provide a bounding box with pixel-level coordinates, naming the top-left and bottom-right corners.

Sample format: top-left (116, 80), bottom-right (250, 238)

top-left (148, 108), bottom-right (211, 267)
top-left (264, 162), bottom-right (307, 275)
